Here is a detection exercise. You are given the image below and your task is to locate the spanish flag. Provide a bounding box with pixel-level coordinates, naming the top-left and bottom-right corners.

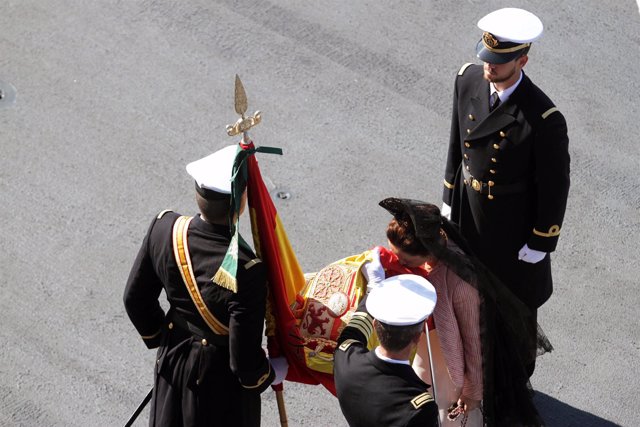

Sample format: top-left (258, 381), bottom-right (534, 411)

top-left (242, 141), bottom-right (336, 394)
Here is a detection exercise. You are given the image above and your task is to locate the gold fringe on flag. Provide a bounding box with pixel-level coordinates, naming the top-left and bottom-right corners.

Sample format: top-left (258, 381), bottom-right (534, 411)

top-left (212, 268), bottom-right (238, 293)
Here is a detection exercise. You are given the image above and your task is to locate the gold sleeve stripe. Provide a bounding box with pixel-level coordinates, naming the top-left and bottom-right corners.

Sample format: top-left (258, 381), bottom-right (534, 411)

top-left (157, 209), bottom-right (173, 219)
top-left (443, 179), bottom-right (455, 190)
top-left (244, 258), bottom-right (262, 270)
top-left (533, 225), bottom-right (561, 237)
top-left (350, 311), bottom-right (373, 330)
top-left (348, 313), bottom-right (374, 338)
top-left (541, 107), bottom-right (559, 119)
top-left (411, 392), bottom-right (434, 409)
top-left (242, 364), bottom-right (272, 389)
top-left (349, 320), bottom-right (373, 339)
top-left (458, 63), bottom-right (473, 76)
top-left (141, 328), bottom-right (162, 340)
top-left (338, 339), bottom-right (359, 352)
top-left (173, 216), bottom-right (229, 335)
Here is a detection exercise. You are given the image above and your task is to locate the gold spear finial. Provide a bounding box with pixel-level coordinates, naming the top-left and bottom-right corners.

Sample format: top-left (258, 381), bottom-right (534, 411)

top-left (226, 74), bottom-right (261, 140)
top-left (234, 74), bottom-right (248, 117)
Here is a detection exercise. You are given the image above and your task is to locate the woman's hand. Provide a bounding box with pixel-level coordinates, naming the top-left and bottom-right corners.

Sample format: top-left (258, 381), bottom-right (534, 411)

top-left (457, 396), bottom-right (481, 412)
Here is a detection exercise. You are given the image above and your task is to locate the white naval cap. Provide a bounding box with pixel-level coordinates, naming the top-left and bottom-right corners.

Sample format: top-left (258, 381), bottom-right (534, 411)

top-left (366, 274), bottom-right (437, 326)
top-left (186, 144), bottom-right (238, 199)
top-left (476, 8), bottom-right (543, 64)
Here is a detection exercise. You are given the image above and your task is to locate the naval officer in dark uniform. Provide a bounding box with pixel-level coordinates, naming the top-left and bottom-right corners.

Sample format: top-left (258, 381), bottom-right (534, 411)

top-left (441, 8), bottom-right (570, 373)
top-left (124, 145), bottom-right (288, 426)
top-left (334, 274), bottom-right (439, 427)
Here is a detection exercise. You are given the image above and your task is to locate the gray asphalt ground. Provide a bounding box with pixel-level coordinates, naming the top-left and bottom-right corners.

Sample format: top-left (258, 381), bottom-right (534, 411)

top-left (1, 1), bottom-right (639, 426)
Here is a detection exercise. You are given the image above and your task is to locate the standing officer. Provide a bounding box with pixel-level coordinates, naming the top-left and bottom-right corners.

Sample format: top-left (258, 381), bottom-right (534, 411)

top-left (123, 144), bottom-right (287, 426)
top-left (334, 274), bottom-right (439, 427)
top-left (441, 8), bottom-right (570, 375)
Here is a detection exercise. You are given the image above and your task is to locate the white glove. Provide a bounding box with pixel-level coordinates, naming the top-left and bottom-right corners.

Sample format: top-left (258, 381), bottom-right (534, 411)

top-left (518, 244), bottom-right (547, 264)
top-left (363, 247), bottom-right (385, 292)
top-left (441, 203), bottom-right (452, 220)
top-left (269, 357), bottom-right (289, 385)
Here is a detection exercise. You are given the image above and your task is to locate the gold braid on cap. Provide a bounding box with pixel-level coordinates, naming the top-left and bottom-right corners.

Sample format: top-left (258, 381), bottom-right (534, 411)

top-left (482, 32), bottom-right (530, 53)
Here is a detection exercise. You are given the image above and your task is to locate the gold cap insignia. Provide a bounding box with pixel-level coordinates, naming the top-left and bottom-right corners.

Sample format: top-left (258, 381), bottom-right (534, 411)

top-left (483, 32), bottom-right (499, 48)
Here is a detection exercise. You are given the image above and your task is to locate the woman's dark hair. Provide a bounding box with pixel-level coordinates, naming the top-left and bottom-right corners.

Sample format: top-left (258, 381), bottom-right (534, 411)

top-left (386, 217), bottom-right (429, 256)
top-left (385, 203), bottom-right (447, 259)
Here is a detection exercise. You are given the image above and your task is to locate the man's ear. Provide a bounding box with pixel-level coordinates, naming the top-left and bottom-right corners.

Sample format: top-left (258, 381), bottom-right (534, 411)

top-left (518, 54), bottom-right (529, 68)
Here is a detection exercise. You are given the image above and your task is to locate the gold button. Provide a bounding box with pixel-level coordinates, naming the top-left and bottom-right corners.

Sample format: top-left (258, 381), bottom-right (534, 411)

top-left (493, 143), bottom-right (500, 150)
top-left (488, 180), bottom-right (494, 186)
top-left (471, 179), bottom-right (481, 191)
top-left (489, 169), bottom-right (496, 174)
top-left (464, 142), bottom-right (471, 148)
top-left (168, 322), bottom-right (173, 330)
top-left (491, 157), bottom-right (497, 163)
top-left (465, 165), bottom-right (470, 171)
top-left (463, 154), bottom-right (468, 160)
top-left (201, 339), bottom-right (208, 346)
top-left (468, 114), bottom-right (475, 121)
top-left (499, 131), bottom-right (506, 138)
top-left (463, 179), bottom-right (468, 185)
top-left (488, 194), bottom-right (494, 200)
top-left (466, 129), bottom-right (471, 134)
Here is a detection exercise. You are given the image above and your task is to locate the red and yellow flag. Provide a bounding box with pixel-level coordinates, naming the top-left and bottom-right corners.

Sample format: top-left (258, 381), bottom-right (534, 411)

top-left (242, 142), bottom-right (336, 394)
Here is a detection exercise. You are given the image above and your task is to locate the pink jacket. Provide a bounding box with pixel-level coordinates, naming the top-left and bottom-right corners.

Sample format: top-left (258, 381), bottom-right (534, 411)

top-left (377, 245), bottom-right (483, 400)
top-left (425, 261), bottom-right (483, 400)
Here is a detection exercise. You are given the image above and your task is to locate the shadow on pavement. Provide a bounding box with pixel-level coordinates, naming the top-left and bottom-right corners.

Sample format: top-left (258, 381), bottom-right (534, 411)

top-left (535, 392), bottom-right (621, 427)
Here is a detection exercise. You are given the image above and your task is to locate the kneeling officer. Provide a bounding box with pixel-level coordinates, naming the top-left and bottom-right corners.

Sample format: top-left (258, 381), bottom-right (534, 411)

top-left (334, 274), bottom-right (439, 427)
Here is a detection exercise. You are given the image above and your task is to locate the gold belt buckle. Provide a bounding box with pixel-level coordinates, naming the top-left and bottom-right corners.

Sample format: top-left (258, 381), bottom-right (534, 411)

top-left (471, 179), bottom-right (482, 192)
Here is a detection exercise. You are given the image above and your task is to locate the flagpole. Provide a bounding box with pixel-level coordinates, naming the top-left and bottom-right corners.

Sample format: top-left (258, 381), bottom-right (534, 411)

top-left (275, 388), bottom-right (289, 427)
top-left (227, 74), bottom-right (288, 427)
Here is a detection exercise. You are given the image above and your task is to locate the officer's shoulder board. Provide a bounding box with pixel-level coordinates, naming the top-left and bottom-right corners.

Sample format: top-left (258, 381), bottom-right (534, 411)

top-left (244, 258), bottom-right (262, 270)
top-left (157, 209), bottom-right (174, 219)
top-left (338, 339), bottom-right (359, 352)
top-left (410, 391), bottom-right (434, 409)
top-left (458, 62), bottom-right (473, 76)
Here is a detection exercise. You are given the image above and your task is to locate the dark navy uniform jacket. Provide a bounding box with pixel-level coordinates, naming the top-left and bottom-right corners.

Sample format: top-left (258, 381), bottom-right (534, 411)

top-left (333, 297), bottom-right (438, 427)
top-left (124, 211), bottom-right (273, 426)
top-left (443, 63), bottom-right (570, 309)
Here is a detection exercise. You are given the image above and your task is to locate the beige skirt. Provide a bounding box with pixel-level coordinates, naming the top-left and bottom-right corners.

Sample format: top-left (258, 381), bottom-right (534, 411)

top-left (412, 329), bottom-right (483, 427)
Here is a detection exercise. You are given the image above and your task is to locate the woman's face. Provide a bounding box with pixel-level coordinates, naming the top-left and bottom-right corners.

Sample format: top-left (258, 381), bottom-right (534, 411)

top-left (388, 241), bottom-right (430, 268)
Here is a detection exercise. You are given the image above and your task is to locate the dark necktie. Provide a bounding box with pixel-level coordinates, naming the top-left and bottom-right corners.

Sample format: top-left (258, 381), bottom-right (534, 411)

top-left (489, 92), bottom-right (501, 111)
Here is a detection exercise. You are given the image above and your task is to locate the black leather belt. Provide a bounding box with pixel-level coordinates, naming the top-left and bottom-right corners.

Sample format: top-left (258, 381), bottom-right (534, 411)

top-left (168, 310), bottom-right (229, 347)
top-left (462, 168), bottom-right (529, 198)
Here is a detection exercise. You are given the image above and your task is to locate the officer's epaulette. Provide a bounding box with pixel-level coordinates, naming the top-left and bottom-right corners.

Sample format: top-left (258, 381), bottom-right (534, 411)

top-left (157, 209), bottom-right (173, 219)
top-left (458, 62), bottom-right (473, 76)
top-left (338, 339), bottom-right (359, 352)
top-left (244, 258), bottom-right (262, 270)
top-left (410, 392), bottom-right (434, 409)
